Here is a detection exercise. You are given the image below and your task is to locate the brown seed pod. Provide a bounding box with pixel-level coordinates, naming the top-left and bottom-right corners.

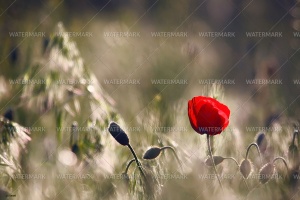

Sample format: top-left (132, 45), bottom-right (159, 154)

top-left (240, 159), bottom-right (253, 179)
top-left (205, 156), bottom-right (225, 167)
top-left (259, 162), bottom-right (275, 184)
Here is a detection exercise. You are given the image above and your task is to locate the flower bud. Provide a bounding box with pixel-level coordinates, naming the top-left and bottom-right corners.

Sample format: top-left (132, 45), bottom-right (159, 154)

top-left (205, 156), bottom-right (224, 166)
top-left (256, 133), bottom-right (267, 153)
top-left (240, 159), bottom-right (253, 179)
top-left (259, 163), bottom-right (275, 184)
top-left (288, 144), bottom-right (299, 163)
top-left (289, 170), bottom-right (298, 187)
top-left (0, 187), bottom-right (15, 199)
top-left (108, 122), bottom-right (129, 146)
top-left (143, 147), bottom-right (161, 159)
top-left (70, 121), bottom-right (79, 145)
top-left (121, 172), bottom-right (130, 185)
top-left (10, 46), bottom-right (19, 65)
top-left (3, 109), bottom-right (13, 121)
top-left (71, 144), bottom-right (80, 155)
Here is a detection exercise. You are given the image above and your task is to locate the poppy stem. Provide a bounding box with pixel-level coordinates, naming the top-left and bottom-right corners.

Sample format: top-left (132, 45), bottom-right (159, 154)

top-left (223, 157), bottom-right (238, 165)
top-left (246, 143), bottom-right (263, 165)
top-left (127, 144), bottom-right (147, 180)
top-left (124, 159), bottom-right (136, 174)
top-left (206, 134), bottom-right (223, 191)
top-left (272, 157), bottom-right (289, 173)
top-left (161, 146), bottom-right (183, 174)
top-left (223, 157), bottom-right (249, 191)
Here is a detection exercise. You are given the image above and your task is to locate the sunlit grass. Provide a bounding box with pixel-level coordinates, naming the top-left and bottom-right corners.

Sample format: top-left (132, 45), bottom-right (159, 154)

top-left (0, 22), bottom-right (299, 200)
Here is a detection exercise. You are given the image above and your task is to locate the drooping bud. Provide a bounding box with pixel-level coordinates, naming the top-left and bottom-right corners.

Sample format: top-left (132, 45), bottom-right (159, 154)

top-left (71, 144), bottom-right (80, 155)
top-left (289, 130), bottom-right (299, 165)
top-left (70, 122), bottom-right (79, 144)
top-left (288, 144), bottom-right (299, 163)
top-left (0, 187), bottom-right (15, 199)
top-left (10, 46), bottom-right (19, 65)
top-left (205, 156), bottom-right (225, 167)
top-left (240, 159), bottom-right (253, 179)
top-left (259, 163), bottom-right (275, 184)
top-left (256, 133), bottom-right (267, 153)
top-left (3, 108), bottom-right (13, 121)
top-left (289, 170), bottom-right (299, 188)
top-left (108, 122), bottom-right (129, 146)
top-left (143, 147), bottom-right (161, 159)
top-left (120, 172), bottom-right (130, 183)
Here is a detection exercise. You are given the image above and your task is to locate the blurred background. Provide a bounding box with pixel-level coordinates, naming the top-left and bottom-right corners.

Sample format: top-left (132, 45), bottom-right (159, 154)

top-left (1, 0), bottom-right (300, 128)
top-left (1, 0), bottom-right (300, 199)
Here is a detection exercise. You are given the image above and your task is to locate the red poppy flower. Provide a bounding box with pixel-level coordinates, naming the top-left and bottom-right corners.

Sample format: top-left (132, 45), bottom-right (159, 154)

top-left (188, 96), bottom-right (230, 135)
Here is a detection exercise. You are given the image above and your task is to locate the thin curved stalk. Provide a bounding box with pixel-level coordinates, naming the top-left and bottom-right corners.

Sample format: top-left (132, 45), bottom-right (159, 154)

top-left (127, 144), bottom-right (147, 180)
top-left (207, 134), bottom-right (223, 191)
top-left (124, 159), bottom-right (136, 174)
top-left (223, 157), bottom-right (239, 166)
top-left (223, 157), bottom-right (249, 191)
top-left (246, 143), bottom-right (263, 165)
top-left (160, 146), bottom-right (183, 174)
top-left (273, 157), bottom-right (289, 173)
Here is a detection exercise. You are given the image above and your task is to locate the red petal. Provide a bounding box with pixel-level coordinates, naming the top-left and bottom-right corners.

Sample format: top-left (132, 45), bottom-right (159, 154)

top-left (188, 99), bottom-right (199, 133)
top-left (197, 103), bottom-right (220, 134)
top-left (187, 96), bottom-right (230, 135)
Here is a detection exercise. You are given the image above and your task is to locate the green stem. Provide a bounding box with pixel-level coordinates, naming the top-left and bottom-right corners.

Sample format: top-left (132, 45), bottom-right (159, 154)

top-left (127, 144), bottom-right (147, 179)
top-left (124, 159), bottom-right (136, 174)
top-left (246, 143), bottom-right (263, 165)
top-left (161, 146), bottom-right (183, 174)
top-left (207, 134), bottom-right (223, 191)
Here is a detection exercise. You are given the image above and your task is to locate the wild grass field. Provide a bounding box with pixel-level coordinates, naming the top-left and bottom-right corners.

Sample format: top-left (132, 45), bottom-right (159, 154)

top-left (0, 0), bottom-right (300, 199)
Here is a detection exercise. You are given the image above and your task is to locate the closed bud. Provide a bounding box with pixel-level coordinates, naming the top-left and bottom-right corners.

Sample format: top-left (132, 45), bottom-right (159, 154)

top-left (143, 147), bottom-right (161, 159)
top-left (71, 144), bottom-right (80, 155)
top-left (288, 144), bottom-right (299, 162)
top-left (0, 187), bottom-right (15, 199)
top-left (240, 159), bottom-right (253, 179)
top-left (259, 163), bottom-right (275, 184)
top-left (70, 121), bottom-right (79, 144)
top-left (256, 133), bottom-right (267, 153)
top-left (43, 37), bottom-right (50, 53)
top-left (289, 130), bottom-right (299, 165)
top-left (108, 122), bottom-right (129, 146)
top-left (10, 46), bottom-right (19, 65)
top-left (3, 108), bottom-right (14, 121)
top-left (122, 172), bottom-right (130, 185)
top-left (205, 156), bottom-right (224, 166)
top-left (289, 170), bottom-right (299, 187)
